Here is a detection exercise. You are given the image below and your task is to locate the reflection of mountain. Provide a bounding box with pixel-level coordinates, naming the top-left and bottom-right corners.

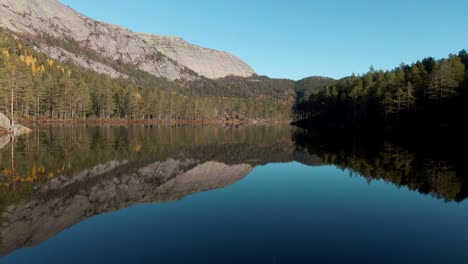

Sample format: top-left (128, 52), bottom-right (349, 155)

top-left (0, 158), bottom-right (251, 256)
top-left (0, 125), bottom-right (290, 256)
top-left (0, 125), bottom-right (466, 257)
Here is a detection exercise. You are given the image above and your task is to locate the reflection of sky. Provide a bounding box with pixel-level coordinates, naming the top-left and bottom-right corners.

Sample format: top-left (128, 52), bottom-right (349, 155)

top-left (3, 162), bottom-right (468, 264)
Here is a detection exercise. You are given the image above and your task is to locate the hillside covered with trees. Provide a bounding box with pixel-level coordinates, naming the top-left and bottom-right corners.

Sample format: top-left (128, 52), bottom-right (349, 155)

top-left (0, 29), bottom-right (294, 122)
top-left (294, 51), bottom-right (468, 131)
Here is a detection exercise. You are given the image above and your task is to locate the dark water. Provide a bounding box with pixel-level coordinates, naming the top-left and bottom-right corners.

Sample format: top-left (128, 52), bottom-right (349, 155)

top-left (0, 125), bottom-right (467, 263)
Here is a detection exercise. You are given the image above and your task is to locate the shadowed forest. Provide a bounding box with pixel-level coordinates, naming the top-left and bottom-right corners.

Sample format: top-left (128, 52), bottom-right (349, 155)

top-left (294, 50), bottom-right (468, 131)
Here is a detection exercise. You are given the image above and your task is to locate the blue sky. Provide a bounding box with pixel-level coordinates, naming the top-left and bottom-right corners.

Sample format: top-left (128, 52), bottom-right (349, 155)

top-left (60, 0), bottom-right (467, 80)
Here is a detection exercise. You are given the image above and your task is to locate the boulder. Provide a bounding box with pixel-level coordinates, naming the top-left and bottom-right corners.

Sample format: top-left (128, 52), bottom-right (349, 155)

top-left (0, 112), bottom-right (11, 130)
top-left (0, 112), bottom-right (31, 136)
top-left (0, 135), bottom-right (10, 150)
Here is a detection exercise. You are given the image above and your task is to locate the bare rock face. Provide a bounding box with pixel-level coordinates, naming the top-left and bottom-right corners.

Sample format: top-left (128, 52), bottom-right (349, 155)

top-left (138, 34), bottom-right (255, 79)
top-left (0, 112), bottom-right (11, 130)
top-left (0, 0), bottom-right (256, 80)
top-left (0, 134), bottom-right (9, 149)
top-left (34, 45), bottom-right (128, 79)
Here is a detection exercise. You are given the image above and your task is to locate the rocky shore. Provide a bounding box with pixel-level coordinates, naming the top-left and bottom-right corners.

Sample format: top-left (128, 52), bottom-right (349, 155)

top-left (0, 112), bottom-right (32, 137)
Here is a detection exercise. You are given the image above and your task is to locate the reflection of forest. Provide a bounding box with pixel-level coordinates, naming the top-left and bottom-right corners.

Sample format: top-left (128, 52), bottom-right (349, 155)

top-left (0, 125), bottom-right (294, 203)
top-left (0, 125), bottom-right (297, 256)
top-left (0, 125), bottom-right (466, 256)
top-left (293, 128), bottom-right (468, 203)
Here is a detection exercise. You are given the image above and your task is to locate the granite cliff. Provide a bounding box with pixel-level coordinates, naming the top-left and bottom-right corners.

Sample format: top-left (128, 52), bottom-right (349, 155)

top-left (0, 0), bottom-right (255, 80)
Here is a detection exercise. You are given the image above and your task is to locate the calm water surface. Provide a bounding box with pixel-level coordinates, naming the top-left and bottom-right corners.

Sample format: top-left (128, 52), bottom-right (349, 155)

top-left (0, 125), bottom-right (467, 263)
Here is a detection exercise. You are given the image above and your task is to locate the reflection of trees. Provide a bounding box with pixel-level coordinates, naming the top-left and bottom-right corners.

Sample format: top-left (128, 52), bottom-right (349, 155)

top-left (0, 125), bottom-right (295, 206)
top-left (424, 160), bottom-right (461, 201)
top-left (1, 125), bottom-right (466, 207)
top-left (293, 129), bottom-right (466, 203)
top-left (0, 125), bottom-right (297, 256)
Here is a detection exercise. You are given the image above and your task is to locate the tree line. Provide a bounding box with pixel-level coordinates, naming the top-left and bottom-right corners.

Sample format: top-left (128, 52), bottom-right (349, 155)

top-left (294, 51), bottom-right (468, 130)
top-left (0, 29), bottom-right (292, 122)
top-left (41, 31), bottom-right (297, 100)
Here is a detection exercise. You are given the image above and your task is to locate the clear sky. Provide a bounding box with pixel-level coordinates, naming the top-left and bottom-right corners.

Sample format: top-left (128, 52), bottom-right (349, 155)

top-left (59, 0), bottom-right (467, 80)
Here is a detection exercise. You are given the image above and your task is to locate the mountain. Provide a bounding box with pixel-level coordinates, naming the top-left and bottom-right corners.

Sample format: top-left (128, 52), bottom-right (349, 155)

top-left (295, 76), bottom-right (337, 99)
top-left (137, 34), bottom-right (255, 79)
top-left (0, 0), bottom-right (255, 80)
top-left (0, 0), bottom-right (334, 122)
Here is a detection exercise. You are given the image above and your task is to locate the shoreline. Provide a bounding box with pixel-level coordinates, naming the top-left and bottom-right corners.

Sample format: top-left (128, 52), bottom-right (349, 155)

top-left (19, 118), bottom-right (291, 126)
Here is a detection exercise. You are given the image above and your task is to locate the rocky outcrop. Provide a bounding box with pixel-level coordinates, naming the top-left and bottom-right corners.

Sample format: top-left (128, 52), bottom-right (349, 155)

top-left (0, 112), bottom-right (11, 131)
top-left (138, 34), bottom-right (255, 79)
top-left (34, 45), bottom-right (128, 79)
top-left (0, 112), bottom-right (31, 136)
top-left (0, 0), bottom-right (255, 80)
top-left (0, 134), bottom-right (10, 149)
top-left (0, 158), bottom-right (252, 256)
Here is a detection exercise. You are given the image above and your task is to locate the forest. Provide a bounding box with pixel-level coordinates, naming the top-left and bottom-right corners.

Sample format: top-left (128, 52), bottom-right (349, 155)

top-left (0, 29), bottom-right (293, 122)
top-left (3, 24), bottom-right (466, 127)
top-left (294, 51), bottom-right (468, 131)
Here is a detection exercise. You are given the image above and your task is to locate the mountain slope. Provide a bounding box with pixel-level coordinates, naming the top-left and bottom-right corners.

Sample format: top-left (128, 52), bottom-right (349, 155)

top-left (295, 76), bottom-right (337, 99)
top-left (0, 0), bottom-right (255, 80)
top-left (138, 33), bottom-right (255, 79)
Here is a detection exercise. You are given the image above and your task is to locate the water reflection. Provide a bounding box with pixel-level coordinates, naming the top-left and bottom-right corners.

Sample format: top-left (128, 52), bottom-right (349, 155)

top-left (0, 124), bottom-right (466, 258)
top-left (0, 125), bottom-right (294, 256)
top-left (293, 128), bottom-right (468, 202)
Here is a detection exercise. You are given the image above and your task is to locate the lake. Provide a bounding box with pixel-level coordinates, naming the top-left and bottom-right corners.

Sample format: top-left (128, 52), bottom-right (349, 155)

top-left (0, 125), bottom-right (467, 263)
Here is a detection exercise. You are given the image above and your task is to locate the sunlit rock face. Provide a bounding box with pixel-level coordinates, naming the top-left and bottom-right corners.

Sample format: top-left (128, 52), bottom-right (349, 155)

top-left (137, 34), bottom-right (256, 79)
top-left (0, 134), bottom-right (9, 149)
top-left (0, 113), bottom-right (10, 132)
top-left (0, 0), bottom-right (256, 80)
